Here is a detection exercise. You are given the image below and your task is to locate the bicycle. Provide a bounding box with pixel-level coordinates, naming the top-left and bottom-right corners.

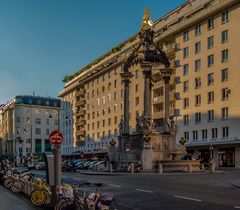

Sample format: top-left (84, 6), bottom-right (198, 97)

top-left (30, 178), bottom-right (52, 206)
top-left (11, 170), bottom-right (34, 193)
top-left (55, 182), bottom-right (118, 210)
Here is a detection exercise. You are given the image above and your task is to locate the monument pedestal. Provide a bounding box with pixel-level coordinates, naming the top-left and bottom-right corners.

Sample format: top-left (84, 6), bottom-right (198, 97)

top-left (141, 144), bottom-right (153, 171)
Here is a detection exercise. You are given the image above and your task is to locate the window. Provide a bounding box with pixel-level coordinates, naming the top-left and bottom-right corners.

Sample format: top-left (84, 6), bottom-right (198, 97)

top-left (135, 70), bottom-right (140, 79)
top-left (135, 97), bottom-right (139, 106)
top-left (108, 107), bottom-right (111, 114)
top-left (108, 82), bottom-right (111, 91)
top-left (16, 116), bottom-right (20, 123)
top-left (221, 68), bottom-right (228, 82)
top-left (183, 98), bottom-right (189, 109)
top-left (222, 30), bottom-right (228, 43)
top-left (221, 11), bottom-right (229, 23)
top-left (222, 126), bottom-right (229, 138)
top-left (92, 122), bottom-right (95, 129)
top-left (108, 118), bottom-right (111, 126)
top-left (208, 91), bottom-right (214, 103)
top-left (102, 96), bottom-right (106, 105)
top-left (35, 118), bottom-right (41, 125)
top-left (183, 30), bottom-right (189, 41)
top-left (46, 118), bottom-right (49, 125)
top-left (183, 64), bottom-right (189, 75)
top-left (114, 116), bottom-right (117, 125)
top-left (183, 81), bottom-right (189, 92)
top-left (195, 24), bottom-right (201, 36)
top-left (97, 98), bottom-right (100, 106)
top-left (102, 120), bottom-right (105, 127)
top-left (222, 49), bottom-right (228, 63)
top-left (183, 47), bottom-right (189, 58)
top-left (193, 130), bottom-right (198, 140)
top-left (195, 95), bottom-right (201, 106)
top-left (208, 17), bottom-right (214, 29)
top-left (195, 59), bottom-right (201, 71)
top-left (184, 132), bottom-right (189, 142)
top-left (195, 77), bottom-right (201, 89)
top-left (208, 55), bottom-right (214, 67)
top-left (208, 110), bottom-right (214, 122)
top-left (195, 112), bottom-right (201, 124)
top-left (135, 84), bottom-right (139, 92)
top-left (121, 89), bottom-right (124, 98)
top-left (208, 73), bottom-right (214, 85)
top-left (102, 109), bottom-right (106, 115)
top-left (183, 115), bottom-right (189, 126)
top-left (222, 88), bottom-right (229, 100)
top-left (114, 104), bottom-right (117, 112)
top-left (202, 129), bottom-right (208, 140)
top-left (114, 80), bottom-right (117, 88)
top-left (207, 36), bottom-right (214, 49)
top-left (221, 107), bottom-right (229, 120)
top-left (211, 128), bottom-right (218, 139)
top-left (114, 92), bottom-right (117, 100)
top-left (195, 42), bottom-right (201, 54)
top-left (35, 128), bottom-right (41, 135)
top-left (54, 119), bottom-right (59, 126)
top-left (97, 121), bottom-right (100, 129)
top-left (46, 129), bottom-right (49, 135)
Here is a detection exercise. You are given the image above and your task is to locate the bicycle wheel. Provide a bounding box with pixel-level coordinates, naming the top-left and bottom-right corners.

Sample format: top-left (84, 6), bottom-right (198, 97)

top-left (57, 199), bottom-right (77, 210)
top-left (11, 180), bottom-right (23, 193)
top-left (31, 189), bottom-right (47, 206)
top-left (108, 199), bottom-right (118, 210)
top-left (3, 178), bottom-right (12, 188)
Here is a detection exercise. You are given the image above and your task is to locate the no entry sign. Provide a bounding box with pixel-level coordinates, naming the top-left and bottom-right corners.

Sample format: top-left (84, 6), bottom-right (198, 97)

top-left (49, 130), bottom-right (63, 145)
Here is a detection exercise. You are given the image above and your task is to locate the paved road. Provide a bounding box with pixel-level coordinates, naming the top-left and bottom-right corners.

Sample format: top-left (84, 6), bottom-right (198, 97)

top-left (31, 169), bottom-right (240, 210)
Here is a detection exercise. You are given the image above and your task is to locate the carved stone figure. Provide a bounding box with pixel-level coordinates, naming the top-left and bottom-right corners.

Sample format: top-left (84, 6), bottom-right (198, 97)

top-left (136, 113), bottom-right (142, 130)
top-left (141, 113), bottom-right (151, 131)
top-left (118, 119), bottom-right (124, 134)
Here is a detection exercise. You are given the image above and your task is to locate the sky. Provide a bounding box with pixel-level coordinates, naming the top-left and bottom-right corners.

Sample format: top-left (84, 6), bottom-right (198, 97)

top-left (0, 0), bottom-right (186, 104)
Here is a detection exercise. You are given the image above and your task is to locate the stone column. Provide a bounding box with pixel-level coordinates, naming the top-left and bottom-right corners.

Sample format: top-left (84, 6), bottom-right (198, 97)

top-left (120, 72), bottom-right (133, 135)
top-left (160, 69), bottom-right (172, 133)
top-left (142, 62), bottom-right (152, 132)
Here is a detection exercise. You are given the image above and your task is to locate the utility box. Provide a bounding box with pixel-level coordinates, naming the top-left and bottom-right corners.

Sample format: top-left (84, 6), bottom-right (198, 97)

top-left (43, 152), bottom-right (55, 186)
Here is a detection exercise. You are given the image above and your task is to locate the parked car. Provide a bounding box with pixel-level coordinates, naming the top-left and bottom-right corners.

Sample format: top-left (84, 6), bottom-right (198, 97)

top-left (35, 162), bottom-right (46, 170)
top-left (88, 161), bottom-right (105, 170)
top-left (62, 160), bottom-right (77, 172)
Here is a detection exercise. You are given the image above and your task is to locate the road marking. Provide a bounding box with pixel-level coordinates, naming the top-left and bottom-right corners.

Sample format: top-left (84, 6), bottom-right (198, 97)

top-left (136, 189), bottom-right (154, 193)
top-left (234, 206), bottom-right (240, 209)
top-left (108, 184), bottom-right (121, 188)
top-left (72, 178), bottom-right (81, 181)
top-left (174, 195), bottom-right (202, 202)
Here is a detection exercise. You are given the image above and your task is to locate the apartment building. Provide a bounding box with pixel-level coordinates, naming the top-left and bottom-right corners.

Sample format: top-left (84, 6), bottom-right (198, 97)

top-left (0, 95), bottom-right (60, 163)
top-left (175, 0), bottom-right (240, 168)
top-left (60, 0), bottom-right (240, 167)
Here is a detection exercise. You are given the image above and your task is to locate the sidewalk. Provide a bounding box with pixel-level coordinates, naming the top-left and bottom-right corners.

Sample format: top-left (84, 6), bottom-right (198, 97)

top-left (0, 186), bottom-right (35, 210)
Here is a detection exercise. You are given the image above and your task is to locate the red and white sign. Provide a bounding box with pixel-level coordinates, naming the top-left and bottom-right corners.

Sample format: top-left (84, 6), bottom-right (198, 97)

top-left (49, 130), bottom-right (64, 145)
top-left (125, 144), bottom-right (131, 152)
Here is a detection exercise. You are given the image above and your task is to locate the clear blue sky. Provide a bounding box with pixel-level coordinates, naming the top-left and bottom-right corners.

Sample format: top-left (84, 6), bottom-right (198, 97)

top-left (0, 0), bottom-right (186, 104)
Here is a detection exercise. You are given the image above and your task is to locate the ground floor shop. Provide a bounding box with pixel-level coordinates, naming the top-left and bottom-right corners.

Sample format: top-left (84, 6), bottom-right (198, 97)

top-left (187, 143), bottom-right (240, 168)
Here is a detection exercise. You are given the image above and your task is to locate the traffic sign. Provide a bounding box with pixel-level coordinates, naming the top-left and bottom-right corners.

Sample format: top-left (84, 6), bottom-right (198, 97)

top-left (49, 130), bottom-right (64, 145)
top-left (125, 144), bottom-right (131, 152)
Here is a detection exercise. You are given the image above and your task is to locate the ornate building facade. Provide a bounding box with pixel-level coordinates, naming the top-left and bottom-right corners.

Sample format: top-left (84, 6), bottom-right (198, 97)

top-left (60, 0), bottom-right (240, 168)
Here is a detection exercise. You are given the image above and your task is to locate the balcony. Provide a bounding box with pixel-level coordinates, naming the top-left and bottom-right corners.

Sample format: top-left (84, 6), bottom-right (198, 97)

top-left (76, 130), bottom-right (86, 136)
top-left (75, 89), bottom-right (85, 97)
top-left (75, 99), bottom-right (85, 107)
top-left (152, 96), bottom-right (163, 104)
top-left (75, 109), bottom-right (86, 116)
top-left (152, 111), bottom-right (164, 119)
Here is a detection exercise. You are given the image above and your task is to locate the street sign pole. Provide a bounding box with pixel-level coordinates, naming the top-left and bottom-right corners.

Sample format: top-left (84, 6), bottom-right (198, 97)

top-left (49, 130), bottom-right (63, 205)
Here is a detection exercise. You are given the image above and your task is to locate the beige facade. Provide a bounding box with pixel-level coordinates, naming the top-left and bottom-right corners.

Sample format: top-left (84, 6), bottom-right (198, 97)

top-left (60, 0), bottom-right (240, 167)
top-left (0, 96), bottom-right (60, 162)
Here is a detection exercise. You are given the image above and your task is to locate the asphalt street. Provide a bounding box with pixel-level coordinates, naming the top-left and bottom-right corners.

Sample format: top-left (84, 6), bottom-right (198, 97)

top-left (31, 169), bottom-right (240, 210)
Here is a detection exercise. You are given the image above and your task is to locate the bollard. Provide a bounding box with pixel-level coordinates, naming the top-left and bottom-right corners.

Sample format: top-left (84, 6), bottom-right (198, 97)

top-left (188, 164), bottom-right (192, 173)
top-left (201, 163), bottom-right (204, 171)
top-left (130, 163), bottom-right (134, 173)
top-left (210, 161), bottom-right (215, 174)
top-left (109, 163), bottom-right (113, 173)
top-left (158, 163), bottom-right (163, 174)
